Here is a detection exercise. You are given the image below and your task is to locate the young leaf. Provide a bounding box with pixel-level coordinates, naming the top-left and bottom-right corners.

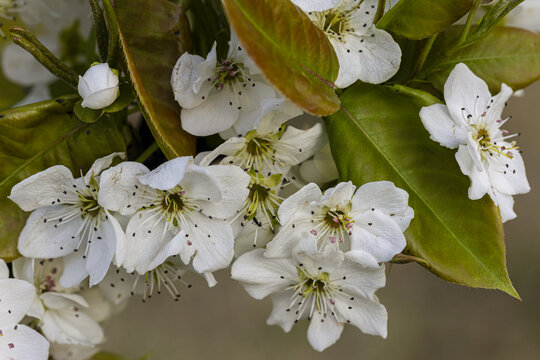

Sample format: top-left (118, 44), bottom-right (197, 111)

top-left (0, 96), bottom-right (127, 260)
top-left (74, 100), bottom-right (104, 123)
top-left (326, 83), bottom-right (518, 298)
top-left (422, 26), bottom-right (540, 92)
top-left (113, 0), bottom-right (196, 159)
top-left (222, 0), bottom-right (340, 116)
top-left (378, 0), bottom-right (474, 40)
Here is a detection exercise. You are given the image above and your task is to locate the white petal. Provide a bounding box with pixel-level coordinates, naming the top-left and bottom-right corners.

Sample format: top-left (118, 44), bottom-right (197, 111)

top-left (0, 324), bottom-right (49, 360)
top-left (84, 152), bottom-right (125, 184)
top-left (122, 210), bottom-right (177, 274)
top-left (320, 181), bottom-right (355, 208)
top-left (98, 162), bottom-right (155, 215)
top-left (2, 43), bottom-right (55, 86)
top-left (171, 52), bottom-right (211, 109)
top-left (291, 0), bottom-right (340, 11)
top-left (352, 27), bottom-right (402, 85)
top-left (179, 164), bottom-right (222, 202)
top-left (307, 312), bottom-right (344, 352)
top-left (231, 249), bottom-right (296, 299)
top-left (80, 87), bottom-right (119, 109)
top-left (198, 138), bottom-right (245, 167)
top-left (444, 63), bottom-right (491, 123)
top-left (18, 206), bottom-right (83, 258)
top-left (277, 182), bottom-right (322, 226)
top-left (420, 103), bottom-right (467, 148)
top-left (266, 291), bottom-right (303, 332)
top-left (339, 254), bottom-right (386, 297)
top-left (352, 181), bottom-right (414, 231)
top-left (146, 230), bottom-right (185, 271)
top-left (490, 191), bottom-right (516, 223)
top-left (41, 308), bottom-right (104, 346)
top-left (181, 87), bottom-right (240, 136)
top-left (334, 296), bottom-right (387, 338)
top-left (332, 36), bottom-right (363, 89)
top-left (9, 166), bottom-right (75, 212)
top-left (485, 83), bottom-right (513, 123)
top-left (455, 145), bottom-right (490, 200)
top-left (351, 210), bottom-right (407, 262)
top-left (78, 287), bottom-right (113, 323)
top-left (0, 279), bottom-right (35, 327)
top-left (40, 293), bottom-right (89, 310)
top-left (276, 123), bottom-right (325, 165)
top-left (59, 253), bottom-right (88, 289)
top-left (487, 145), bottom-right (530, 196)
top-left (49, 342), bottom-right (99, 360)
top-left (139, 157), bottom-right (191, 191)
top-left (77, 76), bottom-right (92, 99)
top-left (182, 213), bottom-right (234, 274)
top-left (86, 219), bottom-right (120, 287)
top-left (193, 165), bottom-right (251, 219)
top-left (255, 98), bottom-right (304, 135)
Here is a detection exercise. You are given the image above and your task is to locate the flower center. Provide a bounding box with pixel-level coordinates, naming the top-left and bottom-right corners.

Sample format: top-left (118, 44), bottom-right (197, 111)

top-left (309, 205), bottom-right (354, 246)
top-left (215, 60), bottom-right (244, 90)
top-left (472, 124), bottom-right (518, 160)
top-left (322, 11), bottom-right (348, 35)
top-left (79, 193), bottom-right (101, 218)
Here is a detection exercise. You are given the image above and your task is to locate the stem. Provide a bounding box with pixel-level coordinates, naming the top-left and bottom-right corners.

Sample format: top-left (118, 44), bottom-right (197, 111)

top-left (413, 33), bottom-right (438, 76)
top-left (88, 0), bottom-right (108, 62)
top-left (136, 142), bottom-right (159, 163)
top-left (375, 0), bottom-right (386, 23)
top-left (455, 0), bottom-right (482, 50)
top-left (11, 35), bottom-right (79, 87)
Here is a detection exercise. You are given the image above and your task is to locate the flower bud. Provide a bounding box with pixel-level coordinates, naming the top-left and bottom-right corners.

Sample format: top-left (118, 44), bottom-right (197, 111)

top-left (78, 63), bottom-right (119, 109)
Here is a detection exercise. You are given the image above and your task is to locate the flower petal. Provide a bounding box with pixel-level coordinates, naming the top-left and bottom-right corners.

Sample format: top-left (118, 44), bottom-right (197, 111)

top-left (277, 182), bottom-right (322, 226)
top-left (352, 181), bottom-right (414, 231)
top-left (487, 144), bottom-right (530, 196)
top-left (41, 307), bottom-right (104, 346)
top-left (455, 145), bottom-right (490, 200)
top-left (193, 165), bottom-right (251, 219)
top-left (179, 164), bottom-right (222, 202)
top-left (291, 0), bottom-right (340, 11)
top-left (231, 249), bottom-right (296, 299)
top-left (18, 206), bottom-right (83, 258)
top-left (307, 312), bottom-right (344, 352)
top-left (444, 63), bottom-right (491, 123)
top-left (198, 137), bottom-right (245, 167)
top-left (171, 52), bottom-right (212, 109)
top-left (9, 166), bottom-right (75, 212)
top-left (490, 190), bottom-right (516, 223)
top-left (353, 27), bottom-right (401, 85)
top-left (420, 103), bottom-right (467, 148)
top-left (80, 87), bottom-right (119, 109)
top-left (182, 213), bottom-right (234, 274)
top-left (276, 123), bottom-right (325, 165)
top-left (334, 295), bottom-right (387, 338)
top-left (266, 291), bottom-right (307, 332)
top-left (98, 162), bottom-right (155, 215)
top-left (139, 157), bottom-right (191, 191)
top-left (0, 324), bottom-right (49, 359)
top-left (84, 152), bottom-right (125, 184)
top-left (0, 259), bottom-right (8, 279)
top-left (86, 218), bottom-right (122, 287)
top-left (0, 279), bottom-right (35, 327)
top-left (351, 210), bottom-right (406, 263)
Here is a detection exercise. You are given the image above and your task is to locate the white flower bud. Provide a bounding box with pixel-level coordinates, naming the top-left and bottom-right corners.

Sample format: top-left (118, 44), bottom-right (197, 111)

top-left (78, 63), bottom-right (119, 109)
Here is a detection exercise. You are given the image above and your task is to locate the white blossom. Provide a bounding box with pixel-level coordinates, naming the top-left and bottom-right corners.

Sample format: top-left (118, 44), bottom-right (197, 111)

top-left (303, 0), bottom-right (401, 88)
top-left (98, 157), bottom-right (250, 285)
top-left (200, 98), bottom-right (325, 177)
top-left (290, 0), bottom-right (340, 12)
top-left (266, 181), bottom-right (413, 263)
top-left (171, 33), bottom-right (277, 136)
top-left (78, 63), bottom-right (120, 109)
top-left (12, 258), bottom-right (104, 347)
top-left (0, 259), bottom-right (50, 359)
top-left (232, 235), bottom-right (387, 352)
top-left (419, 63), bottom-right (530, 222)
top-left (9, 153), bottom-right (126, 288)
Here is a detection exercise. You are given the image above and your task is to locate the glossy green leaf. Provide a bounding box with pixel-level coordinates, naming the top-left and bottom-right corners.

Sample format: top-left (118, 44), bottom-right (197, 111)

top-left (114, 0), bottom-right (196, 159)
top-left (103, 83), bottom-right (134, 113)
top-left (422, 26), bottom-right (540, 93)
top-left (326, 83), bottom-right (517, 298)
top-left (378, 0), bottom-right (474, 40)
top-left (222, 0), bottom-right (340, 116)
top-left (0, 96), bottom-right (127, 260)
top-left (74, 100), bottom-right (103, 123)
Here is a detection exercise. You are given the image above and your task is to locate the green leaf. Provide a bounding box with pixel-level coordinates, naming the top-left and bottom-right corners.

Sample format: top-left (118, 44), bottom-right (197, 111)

top-left (103, 83), bottom-right (134, 113)
top-left (74, 100), bottom-right (104, 123)
top-left (222, 0), bottom-right (340, 116)
top-left (0, 96), bottom-right (127, 260)
top-left (377, 0), bottom-right (474, 40)
top-left (422, 26), bottom-right (540, 92)
top-left (113, 0), bottom-right (196, 159)
top-left (326, 83), bottom-right (518, 298)
top-left (0, 67), bottom-right (24, 110)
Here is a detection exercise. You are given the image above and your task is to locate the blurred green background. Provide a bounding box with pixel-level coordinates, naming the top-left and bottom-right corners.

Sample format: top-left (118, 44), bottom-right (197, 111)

top-left (101, 83), bottom-right (540, 360)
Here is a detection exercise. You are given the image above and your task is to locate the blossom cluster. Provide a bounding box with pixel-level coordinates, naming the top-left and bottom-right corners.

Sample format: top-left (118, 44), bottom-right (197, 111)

top-left (0, 0), bottom-right (535, 358)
